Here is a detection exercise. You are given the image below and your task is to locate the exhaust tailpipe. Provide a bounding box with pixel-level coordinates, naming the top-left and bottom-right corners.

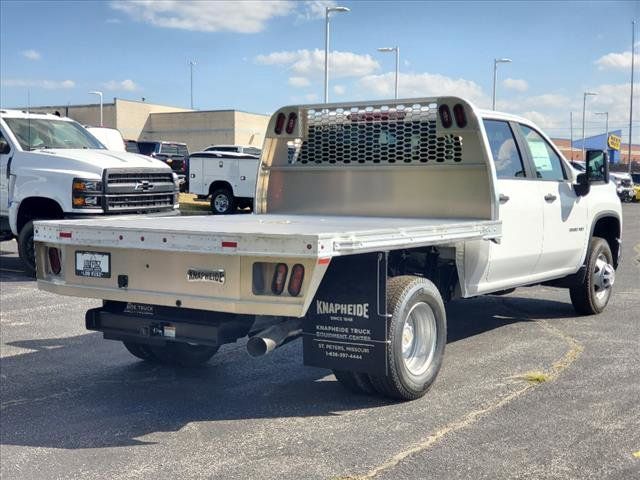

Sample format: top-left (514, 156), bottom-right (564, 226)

top-left (247, 318), bottom-right (303, 357)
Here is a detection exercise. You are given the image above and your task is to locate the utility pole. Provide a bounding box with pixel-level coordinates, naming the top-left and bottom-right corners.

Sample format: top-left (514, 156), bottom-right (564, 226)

top-left (324, 6), bottom-right (350, 103)
top-left (582, 91), bottom-right (597, 160)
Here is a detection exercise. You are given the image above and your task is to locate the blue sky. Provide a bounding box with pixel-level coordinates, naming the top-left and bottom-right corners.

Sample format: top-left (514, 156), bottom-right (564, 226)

top-left (1, 0), bottom-right (638, 140)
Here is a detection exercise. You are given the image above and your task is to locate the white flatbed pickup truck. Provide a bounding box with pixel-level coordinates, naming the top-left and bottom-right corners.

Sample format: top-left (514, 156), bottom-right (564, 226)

top-left (35, 97), bottom-right (622, 401)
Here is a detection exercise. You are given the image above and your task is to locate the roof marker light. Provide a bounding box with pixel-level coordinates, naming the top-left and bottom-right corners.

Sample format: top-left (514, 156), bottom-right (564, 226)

top-left (453, 104), bottom-right (467, 128)
top-left (439, 104), bottom-right (452, 128)
top-left (274, 112), bottom-right (286, 134)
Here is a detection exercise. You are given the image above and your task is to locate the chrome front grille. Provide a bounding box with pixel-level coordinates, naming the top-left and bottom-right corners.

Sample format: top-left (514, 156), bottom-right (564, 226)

top-left (104, 169), bottom-right (175, 212)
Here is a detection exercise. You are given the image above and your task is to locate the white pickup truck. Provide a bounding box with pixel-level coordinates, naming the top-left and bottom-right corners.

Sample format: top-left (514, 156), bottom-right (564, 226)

top-left (34, 97), bottom-right (621, 401)
top-left (0, 110), bottom-right (180, 275)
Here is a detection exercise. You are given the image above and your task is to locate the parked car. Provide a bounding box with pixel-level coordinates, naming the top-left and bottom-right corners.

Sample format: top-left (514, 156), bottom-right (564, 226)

top-left (188, 151), bottom-right (260, 214)
top-left (86, 126), bottom-right (126, 152)
top-left (610, 172), bottom-right (635, 203)
top-left (203, 144), bottom-right (262, 156)
top-left (124, 139), bottom-right (140, 154)
top-left (137, 141), bottom-right (189, 190)
top-left (631, 172), bottom-right (640, 202)
top-left (0, 109), bottom-right (179, 275)
top-left (34, 96), bottom-right (621, 401)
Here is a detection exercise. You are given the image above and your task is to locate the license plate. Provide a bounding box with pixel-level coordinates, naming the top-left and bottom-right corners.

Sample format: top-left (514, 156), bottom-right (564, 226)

top-left (75, 251), bottom-right (111, 278)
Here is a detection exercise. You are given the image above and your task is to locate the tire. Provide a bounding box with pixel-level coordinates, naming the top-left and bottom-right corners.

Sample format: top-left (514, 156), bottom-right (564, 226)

top-left (148, 343), bottom-right (219, 367)
top-left (123, 341), bottom-right (157, 361)
top-left (17, 220), bottom-right (36, 277)
top-left (368, 276), bottom-right (447, 401)
top-left (570, 237), bottom-right (615, 315)
top-left (333, 370), bottom-right (377, 395)
top-left (210, 189), bottom-right (235, 215)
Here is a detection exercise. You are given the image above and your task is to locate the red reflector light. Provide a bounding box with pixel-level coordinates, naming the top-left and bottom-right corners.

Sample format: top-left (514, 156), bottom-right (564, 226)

top-left (318, 257), bottom-right (331, 265)
top-left (274, 112), bottom-right (286, 134)
top-left (453, 103), bottom-right (467, 128)
top-left (271, 263), bottom-right (288, 295)
top-left (439, 104), bottom-right (452, 128)
top-left (59, 232), bottom-right (72, 238)
top-left (285, 112), bottom-right (297, 134)
top-left (48, 247), bottom-right (62, 275)
top-left (222, 241), bottom-right (237, 248)
top-left (288, 264), bottom-right (305, 296)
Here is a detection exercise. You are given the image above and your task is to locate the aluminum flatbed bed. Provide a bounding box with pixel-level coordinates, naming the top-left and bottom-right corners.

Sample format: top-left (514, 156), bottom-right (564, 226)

top-left (36, 214), bottom-right (501, 258)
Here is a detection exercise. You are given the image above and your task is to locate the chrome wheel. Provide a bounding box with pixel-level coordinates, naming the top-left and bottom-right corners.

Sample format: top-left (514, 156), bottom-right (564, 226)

top-left (213, 193), bottom-right (229, 212)
top-left (593, 253), bottom-right (615, 302)
top-left (401, 301), bottom-right (437, 377)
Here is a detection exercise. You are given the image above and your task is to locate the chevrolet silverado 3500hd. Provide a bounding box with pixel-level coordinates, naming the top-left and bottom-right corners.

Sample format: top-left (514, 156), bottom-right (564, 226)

top-left (34, 97), bottom-right (621, 401)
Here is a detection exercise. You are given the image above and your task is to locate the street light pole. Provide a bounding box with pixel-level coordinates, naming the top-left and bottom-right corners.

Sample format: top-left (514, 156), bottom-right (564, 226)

top-left (377, 46), bottom-right (400, 99)
top-left (492, 58), bottom-right (511, 110)
top-left (628, 20), bottom-right (636, 173)
top-left (324, 6), bottom-right (350, 103)
top-left (570, 112), bottom-right (574, 160)
top-left (88, 91), bottom-right (103, 126)
top-left (594, 112), bottom-right (609, 151)
top-left (188, 60), bottom-right (196, 110)
top-left (582, 91), bottom-right (597, 160)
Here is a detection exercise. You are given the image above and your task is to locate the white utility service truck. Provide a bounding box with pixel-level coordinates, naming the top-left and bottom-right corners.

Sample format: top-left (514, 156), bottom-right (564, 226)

top-left (34, 97), bottom-right (621, 400)
top-left (0, 109), bottom-right (180, 275)
top-left (188, 151), bottom-right (260, 214)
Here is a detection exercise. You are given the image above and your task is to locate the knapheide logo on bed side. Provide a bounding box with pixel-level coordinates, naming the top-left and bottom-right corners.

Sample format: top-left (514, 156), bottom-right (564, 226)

top-left (316, 300), bottom-right (369, 319)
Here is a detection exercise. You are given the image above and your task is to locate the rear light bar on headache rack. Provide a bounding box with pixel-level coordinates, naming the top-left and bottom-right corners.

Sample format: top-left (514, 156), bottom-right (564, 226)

top-left (439, 104), bottom-right (452, 128)
top-left (274, 112), bottom-right (286, 134)
top-left (453, 103), bottom-right (467, 128)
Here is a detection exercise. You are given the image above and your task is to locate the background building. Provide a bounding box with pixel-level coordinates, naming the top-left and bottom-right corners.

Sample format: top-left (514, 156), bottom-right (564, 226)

top-left (23, 98), bottom-right (270, 152)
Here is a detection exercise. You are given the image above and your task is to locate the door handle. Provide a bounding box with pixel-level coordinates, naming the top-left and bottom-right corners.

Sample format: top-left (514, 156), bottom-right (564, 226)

top-left (499, 194), bottom-right (510, 204)
top-left (544, 194), bottom-right (557, 202)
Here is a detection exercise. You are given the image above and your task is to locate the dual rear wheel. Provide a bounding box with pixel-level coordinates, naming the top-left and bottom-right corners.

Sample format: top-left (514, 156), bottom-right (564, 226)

top-left (334, 276), bottom-right (447, 401)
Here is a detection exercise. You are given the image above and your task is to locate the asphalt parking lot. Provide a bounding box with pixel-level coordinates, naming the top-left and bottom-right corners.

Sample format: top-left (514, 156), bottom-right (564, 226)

top-left (1, 204), bottom-right (639, 480)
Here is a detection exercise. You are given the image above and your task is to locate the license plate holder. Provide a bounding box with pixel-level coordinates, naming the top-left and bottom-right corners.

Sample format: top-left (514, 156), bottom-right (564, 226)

top-left (75, 251), bottom-right (111, 278)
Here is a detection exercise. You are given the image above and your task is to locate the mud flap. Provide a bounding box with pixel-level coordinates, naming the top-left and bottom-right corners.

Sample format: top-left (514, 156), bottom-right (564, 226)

top-left (303, 252), bottom-right (389, 375)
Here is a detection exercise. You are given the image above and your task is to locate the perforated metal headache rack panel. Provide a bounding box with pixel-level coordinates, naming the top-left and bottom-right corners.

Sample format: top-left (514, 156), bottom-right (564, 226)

top-left (288, 102), bottom-right (463, 166)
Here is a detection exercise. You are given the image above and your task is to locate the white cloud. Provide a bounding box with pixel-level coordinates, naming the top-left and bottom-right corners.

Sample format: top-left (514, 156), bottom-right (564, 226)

top-left (357, 72), bottom-right (489, 106)
top-left (105, 18), bottom-right (122, 24)
top-left (1, 78), bottom-right (74, 89)
top-left (296, 0), bottom-right (336, 21)
top-left (595, 49), bottom-right (640, 71)
top-left (256, 49), bottom-right (380, 80)
top-left (110, 0), bottom-right (294, 33)
top-left (304, 93), bottom-right (319, 102)
top-left (333, 85), bottom-right (346, 95)
top-left (502, 77), bottom-right (528, 92)
top-left (102, 79), bottom-right (139, 91)
top-left (21, 49), bottom-right (41, 61)
top-left (288, 76), bottom-right (311, 87)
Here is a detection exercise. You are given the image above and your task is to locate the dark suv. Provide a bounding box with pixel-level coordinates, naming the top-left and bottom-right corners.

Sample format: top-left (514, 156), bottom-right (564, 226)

top-left (137, 141), bottom-right (189, 190)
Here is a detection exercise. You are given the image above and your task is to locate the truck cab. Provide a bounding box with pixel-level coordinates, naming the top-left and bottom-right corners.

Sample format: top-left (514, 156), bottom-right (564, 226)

top-left (0, 109), bottom-right (179, 275)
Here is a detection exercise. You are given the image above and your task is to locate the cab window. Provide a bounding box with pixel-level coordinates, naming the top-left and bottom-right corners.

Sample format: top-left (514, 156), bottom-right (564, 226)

top-left (483, 120), bottom-right (526, 179)
top-left (517, 124), bottom-right (565, 181)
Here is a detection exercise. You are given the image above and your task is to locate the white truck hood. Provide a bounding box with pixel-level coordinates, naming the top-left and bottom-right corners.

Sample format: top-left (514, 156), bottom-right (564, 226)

top-left (32, 148), bottom-right (169, 171)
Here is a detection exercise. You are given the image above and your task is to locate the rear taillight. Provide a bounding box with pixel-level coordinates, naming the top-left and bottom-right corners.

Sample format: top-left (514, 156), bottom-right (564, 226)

top-left (453, 104), bottom-right (467, 128)
top-left (271, 263), bottom-right (288, 295)
top-left (182, 160), bottom-right (187, 172)
top-left (48, 247), bottom-right (62, 275)
top-left (439, 104), bottom-right (452, 128)
top-left (274, 112), bottom-right (286, 134)
top-left (288, 264), bottom-right (305, 296)
top-left (285, 112), bottom-right (297, 134)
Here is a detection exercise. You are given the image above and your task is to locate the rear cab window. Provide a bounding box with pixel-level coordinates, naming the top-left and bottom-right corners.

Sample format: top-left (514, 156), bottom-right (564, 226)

top-left (483, 120), bottom-right (526, 179)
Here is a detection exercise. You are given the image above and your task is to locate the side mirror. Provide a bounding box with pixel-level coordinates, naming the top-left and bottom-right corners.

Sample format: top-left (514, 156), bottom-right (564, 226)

top-left (585, 149), bottom-right (609, 184)
top-left (574, 172), bottom-right (590, 197)
top-left (0, 139), bottom-right (10, 155)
